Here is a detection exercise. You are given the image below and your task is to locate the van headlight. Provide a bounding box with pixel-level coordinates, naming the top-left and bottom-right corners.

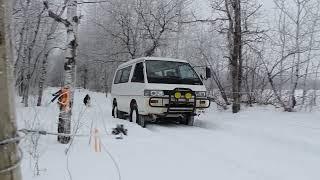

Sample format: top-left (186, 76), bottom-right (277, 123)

top-left (144, 90), bottom-right (164, 97)
top-left (195, 91), bottom-right (206, 97)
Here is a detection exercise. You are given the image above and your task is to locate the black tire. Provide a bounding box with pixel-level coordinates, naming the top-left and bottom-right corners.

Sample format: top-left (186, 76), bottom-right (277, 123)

top-left (129, 106), bottom-right (135, 122)
top-left (112, 104), bottom-right (116, 117)
top-left (181, 114), bottom-right (194, 126)
top-left (187, 115), bottom-right (194, 126)
top-left (112, 104), bottom-right (119, 118)
top-left (139, 115), bottom-right (147, 128)
top-left (112, 105), bottom-right (125, 119)
top-left (130, 104), bottom-right (147, 128)
top-left (180, 116), bottom-right (188, 125)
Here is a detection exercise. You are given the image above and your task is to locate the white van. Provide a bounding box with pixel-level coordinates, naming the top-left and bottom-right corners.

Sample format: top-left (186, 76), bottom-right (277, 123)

top-left (111, 57), bottom-right (211, 127)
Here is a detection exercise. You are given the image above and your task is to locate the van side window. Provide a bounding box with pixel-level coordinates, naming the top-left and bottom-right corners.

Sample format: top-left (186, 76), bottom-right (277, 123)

top-left (131, 62), bottom-right (144, 83)
top-left (114, 69), bottom-right (122, 84)
top-left (119, 66), bottom-right (132, 83)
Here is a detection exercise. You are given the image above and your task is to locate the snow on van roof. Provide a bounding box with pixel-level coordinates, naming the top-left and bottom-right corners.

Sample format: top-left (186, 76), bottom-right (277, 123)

top-left (117, 57), bottom-right (188, 69)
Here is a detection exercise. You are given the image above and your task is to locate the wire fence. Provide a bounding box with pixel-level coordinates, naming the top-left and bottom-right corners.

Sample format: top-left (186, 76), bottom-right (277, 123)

top-left (1, 125), bottom-right (122, 179)
top-left (2, 95), bottom-right (123, 180)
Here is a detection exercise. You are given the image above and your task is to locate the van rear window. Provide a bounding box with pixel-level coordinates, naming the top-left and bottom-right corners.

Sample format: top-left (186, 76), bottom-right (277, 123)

top-left (114, 70), bottom-right (122, 84)
top-left (114, 66), bottom-right (132, 84)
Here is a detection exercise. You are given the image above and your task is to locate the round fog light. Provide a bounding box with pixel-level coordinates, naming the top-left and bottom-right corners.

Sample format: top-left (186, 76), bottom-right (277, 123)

top-left (185, 92), bottom-right (192, 99)
top-left (174, 92), bottom-right (181, 99)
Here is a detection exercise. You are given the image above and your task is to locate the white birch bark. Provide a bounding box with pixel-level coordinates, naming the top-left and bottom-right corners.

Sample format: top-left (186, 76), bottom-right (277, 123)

top-left (58, 0), bottom-right (78, 144)
top-left (301, 3), bottom-right (319, 107)
top-left (288, 1), bottom-right (302, 110)
top-left (0, 0), bottom-right (22, 179)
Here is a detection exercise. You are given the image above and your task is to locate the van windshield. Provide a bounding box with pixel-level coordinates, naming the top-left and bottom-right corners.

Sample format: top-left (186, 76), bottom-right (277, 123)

top-left (146, 60), bottom-right (203, 85)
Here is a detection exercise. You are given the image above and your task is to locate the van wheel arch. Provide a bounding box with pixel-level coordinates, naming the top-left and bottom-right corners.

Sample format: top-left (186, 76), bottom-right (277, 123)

top-left (130, 99), bottom-right (137, 109)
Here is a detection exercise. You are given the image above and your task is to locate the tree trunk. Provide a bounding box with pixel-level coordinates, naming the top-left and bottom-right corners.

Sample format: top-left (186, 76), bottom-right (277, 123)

top-left (83, 68), bottom-right (88, 89)
top-left (279, 1), bottom-right (286, 98)
top-left (301, 8), bottom-right (318, 107)
top-left (14, 0), bottom-right (30, 97)
top-left (0, 0), bottom-right (22, 179)
top-left (174, 1), bottom-right (183, 59)
top-left (58, 0), bottom-right (78, 144)
top-left (21, 41), bottom-right (29, 106)
top-left (37, 53), bottom-right (49, 106)
top-left (231, 0), bottom-right (242, 113)
top-left (289, 1), bottom-right (302, 110)
top-left (22, 5), bottom-right (45, 107)
top-left (267, 72), bottom-right (289, 110)
top-left (211, 68), bottom-right (230, 105)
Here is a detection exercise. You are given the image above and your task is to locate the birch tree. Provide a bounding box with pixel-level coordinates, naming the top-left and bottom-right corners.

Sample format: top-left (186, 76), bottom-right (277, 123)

top-left (0, 0), bottom-right (22, 179)
top-left (22, 2), bottom-right (46, 107)
top-left (265, 0), bottom-right (320, 111)
top-left (13, 0), bottom-right (54, 107)
top-left (44, 0), bottom-right (78, 143)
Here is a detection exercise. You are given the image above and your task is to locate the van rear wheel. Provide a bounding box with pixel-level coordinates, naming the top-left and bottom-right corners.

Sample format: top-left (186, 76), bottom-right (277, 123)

top-left (130, 105), bottom-right (146, 128)
top-left (112, 105), bottom-right (117, 118)
top-left (112, 105), bottom-right (125, 119)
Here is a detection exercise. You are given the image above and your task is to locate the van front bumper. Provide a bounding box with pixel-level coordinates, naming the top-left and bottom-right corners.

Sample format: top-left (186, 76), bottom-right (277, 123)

top-left (145, 96), bottom-right (210, 115)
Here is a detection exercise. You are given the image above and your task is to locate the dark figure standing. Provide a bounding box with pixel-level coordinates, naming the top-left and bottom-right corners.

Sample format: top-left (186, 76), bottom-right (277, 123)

top-left (83, 94), bottom-right (91, 107)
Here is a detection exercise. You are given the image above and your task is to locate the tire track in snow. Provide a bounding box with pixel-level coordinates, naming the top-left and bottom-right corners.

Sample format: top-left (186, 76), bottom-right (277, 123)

top-left (146, 120), bottom-right (320, 180)
top-left (146, 122), bottom-right (279, 180)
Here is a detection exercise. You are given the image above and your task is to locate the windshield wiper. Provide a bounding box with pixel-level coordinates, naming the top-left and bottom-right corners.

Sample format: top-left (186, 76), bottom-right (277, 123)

top-left (181, 78), bottom-right (202, 85)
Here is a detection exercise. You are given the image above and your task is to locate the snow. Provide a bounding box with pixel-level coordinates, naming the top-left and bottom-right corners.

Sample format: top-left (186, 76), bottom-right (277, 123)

top-left (17, 88), bottom-right (320, 180)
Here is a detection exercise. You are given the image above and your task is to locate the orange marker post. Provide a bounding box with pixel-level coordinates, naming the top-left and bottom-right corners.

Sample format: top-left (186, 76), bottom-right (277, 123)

top-left (93, 128), bottom-right (101, 152)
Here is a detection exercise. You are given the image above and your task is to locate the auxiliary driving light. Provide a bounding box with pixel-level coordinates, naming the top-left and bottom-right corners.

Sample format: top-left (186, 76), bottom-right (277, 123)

top-left (185, 92), bottom-right (192, 99)
top-left (174, 92), bottom-right (182, 99)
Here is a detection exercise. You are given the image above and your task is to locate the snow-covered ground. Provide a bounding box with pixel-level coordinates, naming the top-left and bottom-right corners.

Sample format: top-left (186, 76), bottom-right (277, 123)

top-left (17, 88), bottom-right (320, 180)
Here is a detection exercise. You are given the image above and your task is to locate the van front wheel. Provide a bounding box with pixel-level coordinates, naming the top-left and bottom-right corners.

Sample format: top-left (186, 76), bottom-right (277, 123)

top-left (181, 114), bottom-right (194, 126)
top-left (187, 115), bottom-right (195, 126)
top-left (130, 105), bottom-right (146, 128)
top-left (112, 105), bottom-right (118, 118)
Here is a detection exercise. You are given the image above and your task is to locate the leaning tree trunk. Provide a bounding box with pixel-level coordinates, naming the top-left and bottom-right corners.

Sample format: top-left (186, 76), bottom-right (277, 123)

top-left (22, 0), bottom-right (35, 107)
top-left (14, 0), bottom-right (30, 98)
top-left (37, 52), bottom-right (49, 106)
top-left (58, 0), bottom-right (78, 144)
top-left (288, 1), bottom-right (303, 111)
top-left (83, 68), bottom-right (88, 89)
top-left (0, 0), bottom-right (22, 179)
top-left (301, 11), bottom-right (318, 108)
top-left (21, 41), bottom-right (29, 106)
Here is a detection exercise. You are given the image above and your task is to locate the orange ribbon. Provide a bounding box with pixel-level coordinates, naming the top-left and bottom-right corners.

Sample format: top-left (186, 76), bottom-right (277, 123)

top-left (58, 87), bottom-right (70, 111)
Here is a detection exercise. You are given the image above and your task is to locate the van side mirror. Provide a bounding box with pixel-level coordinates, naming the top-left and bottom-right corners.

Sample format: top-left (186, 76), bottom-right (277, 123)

top-left (205, 67), bottom-right (211, 79)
